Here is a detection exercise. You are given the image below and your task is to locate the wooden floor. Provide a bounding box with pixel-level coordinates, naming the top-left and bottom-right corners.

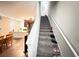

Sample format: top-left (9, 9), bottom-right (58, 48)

top-left (0, 37), bottom-right (26, 57)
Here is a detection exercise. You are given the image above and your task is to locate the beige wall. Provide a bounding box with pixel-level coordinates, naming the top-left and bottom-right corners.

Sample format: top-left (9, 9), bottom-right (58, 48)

top-left (0, 16), bottom-right (9, 35)
top-left (0, 1), bottom-right (37, 19)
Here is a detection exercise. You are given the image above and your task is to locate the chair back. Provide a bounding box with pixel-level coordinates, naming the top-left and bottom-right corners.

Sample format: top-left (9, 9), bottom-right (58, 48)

top-left (6, 33), bottom-right (13, 41)
top-left (0, 36), bottom-right (4, 40)
top-left (0, 36), bottom-right (4, 45)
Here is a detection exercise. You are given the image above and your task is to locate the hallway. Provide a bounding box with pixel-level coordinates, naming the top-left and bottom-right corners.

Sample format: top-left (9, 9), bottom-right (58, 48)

top-left (37, 16), bottom-right (61, 57)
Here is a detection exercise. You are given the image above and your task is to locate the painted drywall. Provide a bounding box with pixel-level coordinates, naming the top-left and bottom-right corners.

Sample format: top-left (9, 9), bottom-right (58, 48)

top-left (48, 1), bottom-right (79, 56)
top-left (26, 2), bottom-right (41, 57)
top-left (0, 1), bottom-right (37, 19)
top-left (52, 19), bottom-right (75, 57)
top-left (0, 16), bottom-right (9, 35)
top-left (41, 2), bottom-right (49, 16)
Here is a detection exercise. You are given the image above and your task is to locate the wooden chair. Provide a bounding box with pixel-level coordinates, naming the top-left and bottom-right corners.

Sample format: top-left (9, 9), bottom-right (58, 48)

top-left (6, 33), bottom-right (13, 47)
top-left (0, 36), bottom-right (4, 53)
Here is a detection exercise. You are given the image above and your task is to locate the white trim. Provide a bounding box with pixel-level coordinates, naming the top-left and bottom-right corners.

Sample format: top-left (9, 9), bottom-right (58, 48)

top-left (51, 17), bottom-right (78, 57)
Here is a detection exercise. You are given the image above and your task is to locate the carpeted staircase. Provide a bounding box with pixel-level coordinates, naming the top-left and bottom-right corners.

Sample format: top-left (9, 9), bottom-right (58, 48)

top-left (37, 16), bottom-right (61, 57)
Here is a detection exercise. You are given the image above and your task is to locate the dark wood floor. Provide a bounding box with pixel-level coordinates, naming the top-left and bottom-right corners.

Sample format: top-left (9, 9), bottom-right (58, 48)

top-left (0, 37), bottom-right (26, 57)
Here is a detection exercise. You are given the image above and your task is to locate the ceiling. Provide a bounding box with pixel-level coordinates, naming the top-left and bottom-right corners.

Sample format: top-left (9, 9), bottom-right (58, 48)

top-left (0, 1), bottom-right (37, 20)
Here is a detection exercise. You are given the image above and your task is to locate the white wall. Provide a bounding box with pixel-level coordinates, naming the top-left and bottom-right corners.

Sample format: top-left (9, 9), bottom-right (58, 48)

top-left (48, 1), bottom-right (79, 56)
top-left (41, 1), bottom-right (49, 16)
top-left (26, 2), bottom-right (41, 57)
top-left (9, 19), bottom-right (15, 32)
